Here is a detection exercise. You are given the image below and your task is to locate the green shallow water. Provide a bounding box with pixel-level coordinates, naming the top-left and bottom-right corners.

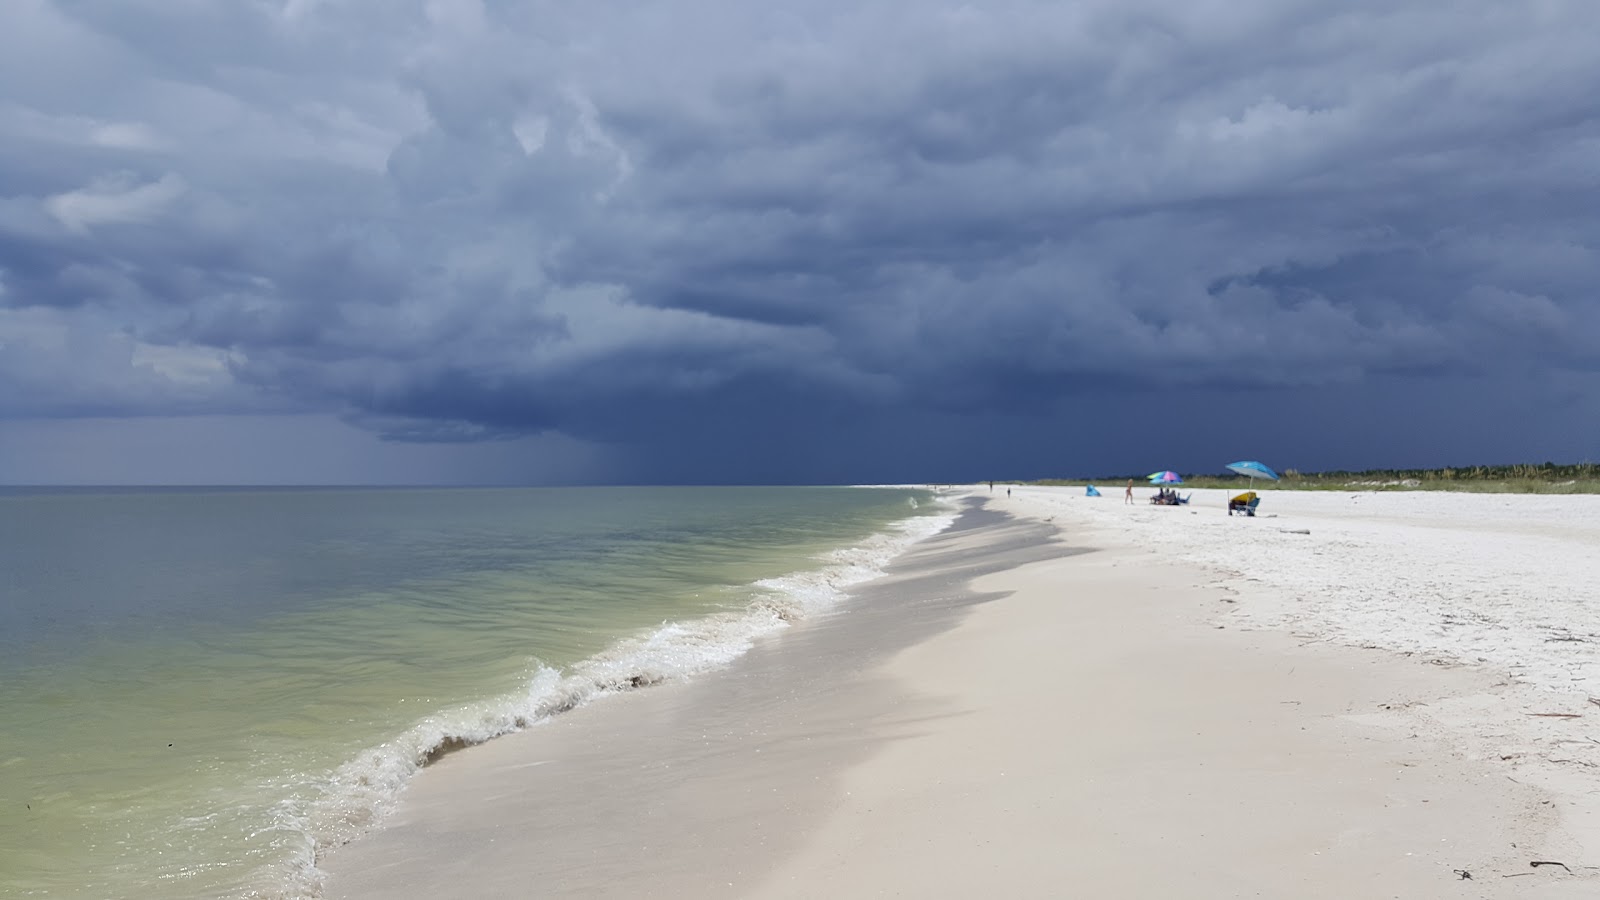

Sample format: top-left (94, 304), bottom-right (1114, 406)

top-left (0, 486), bottom-right (946, 898)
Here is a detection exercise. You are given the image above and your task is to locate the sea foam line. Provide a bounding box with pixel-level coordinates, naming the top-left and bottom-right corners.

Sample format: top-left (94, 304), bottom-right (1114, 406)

top-left (258, 502), bottom-right (956, 899)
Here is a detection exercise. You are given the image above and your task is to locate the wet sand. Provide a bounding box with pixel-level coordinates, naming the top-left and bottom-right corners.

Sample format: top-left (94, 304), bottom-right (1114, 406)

top-left (322, 494), bottom-right (1598, 898)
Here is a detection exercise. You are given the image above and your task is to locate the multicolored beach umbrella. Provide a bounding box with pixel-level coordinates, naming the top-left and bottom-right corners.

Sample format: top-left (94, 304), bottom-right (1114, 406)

top-left (1147, 470), bottom-right (1183, 484)
top-left (1225, 460), bottom-right (1279, 483)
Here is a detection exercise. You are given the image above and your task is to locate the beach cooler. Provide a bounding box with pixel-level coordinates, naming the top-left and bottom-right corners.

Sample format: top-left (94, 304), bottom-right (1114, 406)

top-left (1228, 492), bottom-right (1260, 516)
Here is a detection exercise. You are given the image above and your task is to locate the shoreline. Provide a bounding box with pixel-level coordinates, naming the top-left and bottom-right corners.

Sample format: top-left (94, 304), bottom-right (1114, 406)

top-left (322, 488), bottom-right (1600, 897)
top-left (320, 501), bottom-right (1061, 897)
top-left (283, 491), bottom-right (954, 896)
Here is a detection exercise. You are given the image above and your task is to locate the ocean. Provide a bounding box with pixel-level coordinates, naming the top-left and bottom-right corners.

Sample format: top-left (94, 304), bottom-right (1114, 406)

top-left (0, 486), bottom-right (951, 899)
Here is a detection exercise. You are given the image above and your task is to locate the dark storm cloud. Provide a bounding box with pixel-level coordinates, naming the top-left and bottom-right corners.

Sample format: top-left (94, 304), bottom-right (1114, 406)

top-left (3, 0), bottom-right (1598, 477)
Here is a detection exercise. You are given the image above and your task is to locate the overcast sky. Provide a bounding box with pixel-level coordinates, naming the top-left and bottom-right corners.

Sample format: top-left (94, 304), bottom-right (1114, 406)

top-left (1, 0), bottom-right (1596, 484)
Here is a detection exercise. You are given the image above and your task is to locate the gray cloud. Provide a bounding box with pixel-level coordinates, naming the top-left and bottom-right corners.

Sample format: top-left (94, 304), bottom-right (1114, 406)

top-left (2, 0), bottom-right (1598, 481)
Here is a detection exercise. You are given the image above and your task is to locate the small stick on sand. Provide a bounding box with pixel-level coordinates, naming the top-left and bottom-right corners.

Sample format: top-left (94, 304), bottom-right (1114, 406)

top-left (1529, 860), bottom-right (1573, 873)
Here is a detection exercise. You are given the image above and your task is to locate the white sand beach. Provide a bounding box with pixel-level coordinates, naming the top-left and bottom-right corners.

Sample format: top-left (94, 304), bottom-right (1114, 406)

top-left (322, 487), bottom-right (1600, 898)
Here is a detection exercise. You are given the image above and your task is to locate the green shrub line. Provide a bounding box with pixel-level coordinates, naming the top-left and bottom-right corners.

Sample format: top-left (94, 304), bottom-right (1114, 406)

top-left (1006, 462), bottom-right (1600, 495)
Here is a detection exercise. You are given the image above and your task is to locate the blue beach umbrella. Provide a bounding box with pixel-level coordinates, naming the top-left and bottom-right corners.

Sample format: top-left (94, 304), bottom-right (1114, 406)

top-left (1148, 470), bottom-right (1183, 484)
top-left (1226, 460), bottom-right (1279, 484)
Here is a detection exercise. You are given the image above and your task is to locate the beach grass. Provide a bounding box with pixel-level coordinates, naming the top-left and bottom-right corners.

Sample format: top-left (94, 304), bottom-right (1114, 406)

top-left (1015, 462), bottom-right (1600, 495)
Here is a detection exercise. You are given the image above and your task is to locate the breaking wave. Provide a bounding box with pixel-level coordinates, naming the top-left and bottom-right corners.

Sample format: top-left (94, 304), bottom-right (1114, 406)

top-left (255, 505), bottom-right (955, 898)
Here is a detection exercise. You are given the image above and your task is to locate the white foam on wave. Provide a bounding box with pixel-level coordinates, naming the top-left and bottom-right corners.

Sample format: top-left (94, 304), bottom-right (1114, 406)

top-left (257, 503), bottom-right (957, 899)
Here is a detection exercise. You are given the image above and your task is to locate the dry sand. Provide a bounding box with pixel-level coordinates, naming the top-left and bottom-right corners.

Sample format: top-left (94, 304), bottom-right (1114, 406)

top-left (321, 489), bottom-right (1600, 898)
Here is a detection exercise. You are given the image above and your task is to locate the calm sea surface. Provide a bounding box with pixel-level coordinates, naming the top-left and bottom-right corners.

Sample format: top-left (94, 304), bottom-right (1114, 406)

top-left (0, 486), bottom-right (948, 899)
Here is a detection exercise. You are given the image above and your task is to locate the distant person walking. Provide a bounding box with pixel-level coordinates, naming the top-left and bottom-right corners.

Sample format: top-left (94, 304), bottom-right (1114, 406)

top-left (1125, 479), bottom-right (1135, 504)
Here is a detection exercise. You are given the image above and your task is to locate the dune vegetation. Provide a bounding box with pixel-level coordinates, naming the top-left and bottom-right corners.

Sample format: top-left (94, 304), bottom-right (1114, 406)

top-left (1023, 462), bottom-right (1600, 494)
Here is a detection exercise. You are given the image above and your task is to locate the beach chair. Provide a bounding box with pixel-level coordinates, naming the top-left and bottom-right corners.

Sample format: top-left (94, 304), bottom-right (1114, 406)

top-left (1228, 492), bottom-right (1260, 517)
top-left (1177, 493), bottom-right (1191, 505)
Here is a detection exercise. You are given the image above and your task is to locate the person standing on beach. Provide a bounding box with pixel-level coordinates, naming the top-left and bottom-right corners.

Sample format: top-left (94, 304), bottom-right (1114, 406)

top-left (1125, 480), bottom-right (1134, 504)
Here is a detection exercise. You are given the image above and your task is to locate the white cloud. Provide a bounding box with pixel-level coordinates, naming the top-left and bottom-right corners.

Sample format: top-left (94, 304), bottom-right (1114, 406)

top-left (131, 342), bottom-right (240, 387)
top-left (45, 172), bottom-right (186, 234)
top-left (91, 121), bottom-right (167, 151)
top-left (424, 0), bottom-right (486, 34)
top-left (281, 0), bottom-right (322, 21)
top-left (563, 86), bottom-right (634, 200)
top-left (0, 103), bottom-right (167, 151)
top-left (0, 308), bottom-right (246, 417)
top-left (512, 115), bottom-right (548, 155)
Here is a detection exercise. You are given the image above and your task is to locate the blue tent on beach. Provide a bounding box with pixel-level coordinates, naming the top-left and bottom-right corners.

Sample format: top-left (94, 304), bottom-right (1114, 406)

top-left (1086, 484), bottom-right (1101, 497)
